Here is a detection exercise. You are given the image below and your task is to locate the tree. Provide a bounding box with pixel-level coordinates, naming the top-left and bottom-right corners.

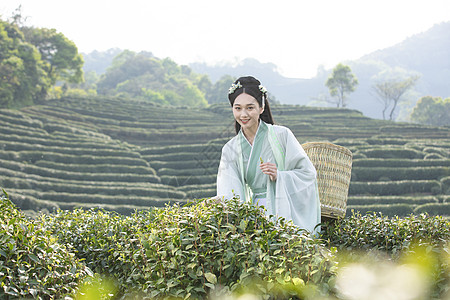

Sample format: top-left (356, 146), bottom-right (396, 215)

top-left (372, 76), bottom-right (419, 121)
top-left (206, 75), bottom-right (235, 104)
top-left (325, 63), bottom-right (358, 108)
top-left (22, 26), bottom-right (84, 98)
top-left (0, 19), bottom-right (49, 108)
top-left (97, 50), bottom-right (209, 107)
top-left (410, 96), bottom-right (449, 127)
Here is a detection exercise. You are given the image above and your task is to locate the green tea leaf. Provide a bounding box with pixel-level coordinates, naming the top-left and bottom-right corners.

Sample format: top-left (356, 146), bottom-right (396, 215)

top-left (204, 272), bottom-right (217, 284)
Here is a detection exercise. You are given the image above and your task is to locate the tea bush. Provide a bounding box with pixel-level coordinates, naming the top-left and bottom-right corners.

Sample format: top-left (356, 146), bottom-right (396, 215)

top-left (351, 166), bottom-right (449, 181)
top-left (441, 176), bottom-right (450, 194)
top-left (149, 159), bottom-right (219, 171)
top-left (0, 163), bottom-right (161, 184)
top-left (358, 148), bottom-right (424, 159)
top-left (161, 174), bottom-right (216, 186)
top-left (352, 158), bottom-right (450, 168)
top-left (45, 197), bottom-right (337, 299)
top-left (2, 188), bottom-right (450, 299)
top-left (346, 203), bottom-right (415, 216)
top-left (414, 203), bottom-right (450, 215)
top-left (0, 191), bottom-right (89, 298)
top-left (348, 195), bottom-right (438, 206)
top-left (34, 161), bottom-right (156, 175)
top-left (323, 211), bottom-right (449, 252)
top-left (349, 180), bottom-right (441, 195)
top-left (321, 211), bottom-right (450, 298)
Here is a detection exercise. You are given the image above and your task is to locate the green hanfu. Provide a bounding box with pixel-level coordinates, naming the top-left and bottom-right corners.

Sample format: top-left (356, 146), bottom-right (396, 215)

top-left (217, 121), bottom-right (321, 233)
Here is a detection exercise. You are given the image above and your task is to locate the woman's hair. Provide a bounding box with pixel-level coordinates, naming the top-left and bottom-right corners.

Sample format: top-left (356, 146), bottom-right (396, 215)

top-left (228, 76), bottom-right (274, 134)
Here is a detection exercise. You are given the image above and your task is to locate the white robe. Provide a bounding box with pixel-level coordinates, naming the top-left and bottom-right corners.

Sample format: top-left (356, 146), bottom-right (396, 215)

top-left (216, 122), bottom-right (321, 233)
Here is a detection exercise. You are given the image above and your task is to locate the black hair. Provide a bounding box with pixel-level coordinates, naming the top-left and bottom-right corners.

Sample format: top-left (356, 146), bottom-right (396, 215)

top-left (228, 76), bottom-right (274, 134)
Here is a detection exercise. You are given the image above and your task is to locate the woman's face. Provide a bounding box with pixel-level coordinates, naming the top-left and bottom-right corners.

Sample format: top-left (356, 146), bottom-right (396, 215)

top-left (232, 93), bottom-right (264, 133)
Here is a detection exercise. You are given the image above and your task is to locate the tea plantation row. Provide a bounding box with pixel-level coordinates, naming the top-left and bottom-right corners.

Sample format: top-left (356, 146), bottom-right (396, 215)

top-left (0, 96), bottom-right (449, 216)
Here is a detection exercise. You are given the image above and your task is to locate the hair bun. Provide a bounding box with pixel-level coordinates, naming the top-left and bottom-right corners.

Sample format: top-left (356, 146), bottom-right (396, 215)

top-left (235, 76), bottom-right (261, 86)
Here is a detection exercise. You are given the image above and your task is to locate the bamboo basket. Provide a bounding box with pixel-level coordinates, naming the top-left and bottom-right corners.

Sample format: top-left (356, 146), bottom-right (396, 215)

top-left (302, 142), bottom-right (353, 219)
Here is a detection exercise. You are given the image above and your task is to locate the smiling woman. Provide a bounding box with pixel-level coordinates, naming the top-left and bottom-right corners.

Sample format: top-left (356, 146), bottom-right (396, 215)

top-left (216, 76), bottom-right (321, 233)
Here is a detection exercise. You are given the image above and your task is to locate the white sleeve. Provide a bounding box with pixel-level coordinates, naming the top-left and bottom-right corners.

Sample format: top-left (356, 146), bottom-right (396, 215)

top-left (274, 127), bottom-right (321, 233)
top-left (216, 142), bottom-right (245, 201)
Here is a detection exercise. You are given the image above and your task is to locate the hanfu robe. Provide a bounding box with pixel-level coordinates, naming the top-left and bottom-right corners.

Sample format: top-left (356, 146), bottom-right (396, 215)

top-left (216, 121), bottom-right (321, 233)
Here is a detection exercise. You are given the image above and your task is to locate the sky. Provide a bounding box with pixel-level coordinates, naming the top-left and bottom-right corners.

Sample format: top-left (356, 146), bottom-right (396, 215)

top-left (1, 0), bottom-right (449, 78)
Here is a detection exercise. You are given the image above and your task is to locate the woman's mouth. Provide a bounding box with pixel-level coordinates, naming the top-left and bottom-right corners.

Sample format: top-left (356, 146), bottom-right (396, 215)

top-left (241, 119), bottom-right (249, 124)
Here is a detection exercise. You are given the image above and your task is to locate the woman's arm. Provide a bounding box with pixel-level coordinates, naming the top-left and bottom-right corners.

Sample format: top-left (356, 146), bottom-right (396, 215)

top-left (216, 142), bottom-right (245, 201)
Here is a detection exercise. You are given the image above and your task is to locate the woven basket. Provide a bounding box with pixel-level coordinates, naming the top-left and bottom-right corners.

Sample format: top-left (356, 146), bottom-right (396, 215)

top-left (302, 142), bottom-right (353, 219)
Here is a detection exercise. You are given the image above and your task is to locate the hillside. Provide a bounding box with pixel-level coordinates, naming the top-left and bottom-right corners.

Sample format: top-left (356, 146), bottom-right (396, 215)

top-left (0, 96), bottom-right (449, 216)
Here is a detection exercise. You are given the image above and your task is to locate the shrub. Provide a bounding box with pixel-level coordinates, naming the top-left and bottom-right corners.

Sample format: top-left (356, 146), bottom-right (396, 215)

top-left (143, 152), bottom-right (221, 162)
top-left (322, 210), bottom-right (449, 255)
top-left (158, 167), bottom-right (218, 177)
top-left (321, 212), bottom-right (450, 299)
top-left (441, 176), bottom-right (450, 194)
top-left (353, 158), bottom-right (450, 168)
top-left (414, 203), bottom-right (450, 216)
top-left (346, 204), bottom-right (414, 216)
top-left (0, 141), bottom-right (140, 158)
top-left (351, 166), bottom-right (449, 181)
top-left (0, 159), bottom-right (160, 183)
top-left (149, 159), bottom-right (219, 171)
top-left (349, 180), bottom-right (441, 196)
top-left (0, 150), bottom-right (149, 166)
top-left (359, 148), bottom-right (423, 159)
top-left (0, 191), bottom-right (89, 298)
top-left (6, 191), bottom-right (59, 212)
top-left (34, 160), bottom-right (157, 175)
top-left (366, 138), bottom-right (408, 145)
top-left (347, 195), bottom-right (438, 206)
top-left (140, 143), bottom-right (222, 156)
top-left (2, 174), bottom-right (184, 202)
top-left (184, 188), bottom-right (216, 199)
top-left (0, 111), bottom-right (44, 128)
top-left (45, 198), bottom-right (337, 299)
top-left (425, 153), bottom-right (444, 159)
top-left (161, 174), bottom-right (216, 186)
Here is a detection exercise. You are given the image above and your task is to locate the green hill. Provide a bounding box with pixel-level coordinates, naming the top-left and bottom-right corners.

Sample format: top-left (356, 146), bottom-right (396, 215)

top-left (0, 96), bottom-right (448, 216)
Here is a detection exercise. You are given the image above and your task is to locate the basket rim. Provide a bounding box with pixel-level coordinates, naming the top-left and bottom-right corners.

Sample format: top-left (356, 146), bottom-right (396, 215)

top-left (302, 141), bottom-right (353, 157)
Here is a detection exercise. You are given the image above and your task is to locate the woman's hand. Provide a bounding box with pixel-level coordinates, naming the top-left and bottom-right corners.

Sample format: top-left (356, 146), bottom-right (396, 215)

top-left (260, 162), bottom-right (277, 181)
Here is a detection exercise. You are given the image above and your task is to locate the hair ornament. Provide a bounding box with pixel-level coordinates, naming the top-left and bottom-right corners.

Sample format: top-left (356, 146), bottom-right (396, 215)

top-left (259, 85), bottom-right (267, 110)
top-left (259, 85), bottom-right (267, 94)
top-left (228, 81), bottom-right (243, 94)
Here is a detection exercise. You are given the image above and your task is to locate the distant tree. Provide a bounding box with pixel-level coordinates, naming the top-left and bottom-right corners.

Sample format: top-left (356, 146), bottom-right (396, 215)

top-left (162, 57), bottom-right (181, 76)
top-left (325, 63), bottom-right (358, 108)
top-left (142, 88), bottom-right (167, 105)
top-left (410, 96), bottom-right (449, 127)
top-left (82, 48), bottom-right (122, 75)
top-left (0, 19), bottom-right (48, 108)
top-left (207, 75), bottom-right (236, 104)
top-left (97, 54), bottom-right (164, 95)
top-left (372, 76), bottom-right (419, 121)
top-left (183, 84), bottom-right (208, 107)
top-left (21, 26), bottom-right (84, 99)
top-left (196, 75), bottom-right (212, 96)
top-left (8, 5), bottom-right (27, 26)
top-left (97, 50), bottom-right (208, 107)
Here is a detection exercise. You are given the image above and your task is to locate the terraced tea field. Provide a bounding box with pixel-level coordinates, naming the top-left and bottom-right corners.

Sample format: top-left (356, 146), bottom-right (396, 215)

top-left (0, 96), bottom-right (448, 216)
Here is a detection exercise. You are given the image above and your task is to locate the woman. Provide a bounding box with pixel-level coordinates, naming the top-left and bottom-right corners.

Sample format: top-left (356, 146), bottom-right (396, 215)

top-left (216, 76), bottom-right (321, 233)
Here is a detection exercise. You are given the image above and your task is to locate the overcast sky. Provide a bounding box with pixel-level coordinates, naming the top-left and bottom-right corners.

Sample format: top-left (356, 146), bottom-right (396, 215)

top-left (1, 0), bottom-right (449, 78)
